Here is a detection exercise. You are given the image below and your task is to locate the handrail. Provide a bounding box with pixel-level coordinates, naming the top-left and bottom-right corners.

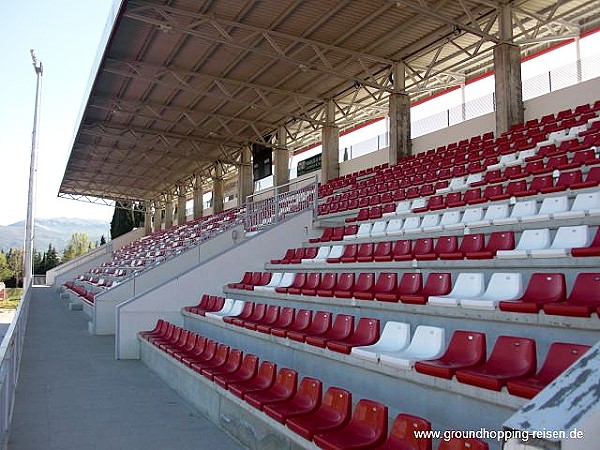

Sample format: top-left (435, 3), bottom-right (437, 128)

top-left (0, 284), bottom-right (32, 449)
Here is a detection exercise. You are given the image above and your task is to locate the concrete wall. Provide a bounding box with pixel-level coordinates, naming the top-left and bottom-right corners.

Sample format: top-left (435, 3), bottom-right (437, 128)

top-left (116, 210), bottom-right (314, 359)
top-left (339, 148), bottom-right (389, 176)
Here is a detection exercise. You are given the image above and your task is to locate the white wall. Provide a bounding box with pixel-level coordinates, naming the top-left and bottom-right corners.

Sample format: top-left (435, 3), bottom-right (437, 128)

top-left (116, 210), bottom-right (314, 359)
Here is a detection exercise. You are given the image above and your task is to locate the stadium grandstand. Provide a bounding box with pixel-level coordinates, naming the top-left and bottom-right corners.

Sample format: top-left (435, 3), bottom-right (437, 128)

top-left (5, 0), bottom-right (600, 449)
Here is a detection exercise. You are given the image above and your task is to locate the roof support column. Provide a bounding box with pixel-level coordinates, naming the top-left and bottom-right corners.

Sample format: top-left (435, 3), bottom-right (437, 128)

top-left (153, 199), bottom-right (162, 232)
top-left (389, 61), bottom-right (411, 165)
top-left (213, 162), bottom-right (224, 214)
top-left (321, 99), bottom-right (339, 183)
top-left (494, 1), bottom-right (523, 135)
top-left (193, 174), bottom-right (204, 220)
top-left (144, 200), bottom-right (152, 235)
top-left (238, 146), bottom-right (254, 204)
top-left (177, 184), bottom-right (187, 225)
top-left (274, 126), bottom-right (289, 188)
top-left (164, 194), bottom-right (174, 228)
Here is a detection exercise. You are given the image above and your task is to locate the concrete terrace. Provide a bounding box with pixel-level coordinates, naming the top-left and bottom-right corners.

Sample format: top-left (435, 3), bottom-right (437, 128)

top-left (8, 286), bottom-right (245, 450)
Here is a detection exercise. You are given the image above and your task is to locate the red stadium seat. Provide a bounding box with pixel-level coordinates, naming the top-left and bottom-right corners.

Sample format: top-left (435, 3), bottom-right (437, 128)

top-left (327, 318), bottom-right (380, 354)
top-left (244, 305), bottom-right (280, 331)
top-left (373, 413), bottom-right (432, 450)
top-left (223, 302), bottom-right (254, 324)
top-left (360, 273), bottom-right (397, 301)
top-left (440, 234), bottom-right (484, 260)
top-left (201, 348), bottom-right (243, 381)
top-left (190, 343), bottom-right (229, 373)
top-left (277, 273), bottom-right (307, 295)
top-left (571, 227), bottom-right (600, 257)
top-left (271, 309), bottom-right (312, 338)
top-left (173, 335), bottom-right (205, 363)
top-left (330, 273), bottom-right (356, 298)
top-left (286, 387), bottom-right (352, 440)
top-left (543, 273), bottom-right (600, 317)
top-left (414, 331), bottom-right (486, 379)
top-left (507, 342), bottom-right (591, 399)
top-left (245, 368), bottom-right (298, 410)
top-left (465, 231), bottom-right (515, 259)
top-left (305, 314), bottom-right (354, 348)
top-left (499, 273), bottom-right (566, 313)
top-left (257, 307), bottom-right (295, 334)
top-left (228, 360), bottom-right (277, 399)
top-left (263, 377), bottom-right (323, 424)
top-left (313, 399), bottom-right (388, 450)
top-left (400, 273), bottom-right (451, 305)
top-left (416, 236), bottom-right (458, 261)
top-left (235, 303), bottom-right (266, 328)
top-left (572, 166), bottom-right (600, 189)
top-left (181, 339), bottom-right (217, 368)
top-left (300, 273), bottom-right (322, 296)
top-left (287, 311), bottom-right (333, 343)
top-left (395, 238), bottom-right (433, 261)
top-left (376, 272), bottom-right (422, 302)
top-left (373, 241), bottom-right (393, 261)
top-left (456, 336), bottom-right (537, 391)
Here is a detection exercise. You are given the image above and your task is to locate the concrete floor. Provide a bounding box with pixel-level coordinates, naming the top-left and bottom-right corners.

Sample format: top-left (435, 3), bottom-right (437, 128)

top-left (8, 286), bottom-right (245, 450)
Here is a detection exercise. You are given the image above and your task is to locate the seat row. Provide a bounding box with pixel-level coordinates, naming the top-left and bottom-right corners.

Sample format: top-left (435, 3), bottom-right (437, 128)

top-left (280, 226), bottom-right (600, 265)
top-left (226, 271), bottom-right (600, 316)
top-left (181, 302), bottom-right (591, 398)
top-left (140, 320), bottom-right (490, 450)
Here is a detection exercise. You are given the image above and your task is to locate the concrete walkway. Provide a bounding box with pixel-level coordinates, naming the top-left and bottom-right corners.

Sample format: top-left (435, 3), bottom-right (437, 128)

top-left (8, 287), bottom-right (245, 450)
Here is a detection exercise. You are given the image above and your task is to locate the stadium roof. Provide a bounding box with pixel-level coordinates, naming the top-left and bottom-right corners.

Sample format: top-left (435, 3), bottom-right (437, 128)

top-left (59, 0), bottom-right (600, 204)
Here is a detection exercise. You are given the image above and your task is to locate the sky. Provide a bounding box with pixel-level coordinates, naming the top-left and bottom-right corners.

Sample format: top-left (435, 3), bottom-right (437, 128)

top-left (0, 0), bottom-right (119, 226)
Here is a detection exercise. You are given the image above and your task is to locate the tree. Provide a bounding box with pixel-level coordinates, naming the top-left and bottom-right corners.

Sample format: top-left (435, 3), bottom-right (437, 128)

top-left (45, 244), bottom-right (60, 271)
top-left (62, 233), bottom-right (94, 262)
top-left (110, 201), bottom-right (134, 239)
top-left (0, 251), bottom-right (11, 281)
top-left (33, 249), bottom-right (44, 274)
top-left (6, 248), bottom-right (23, 287)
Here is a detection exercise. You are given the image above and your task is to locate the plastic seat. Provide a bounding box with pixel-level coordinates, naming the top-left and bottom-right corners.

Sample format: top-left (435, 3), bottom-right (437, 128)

top-left (237, 303), bottom-right (266, 328)
top-left (396, 238), bottom-right (433, 261)
top-left (245, 305), bottom-right (280, 331)
top-left (415, 330), bottom-right (486, 379)
top-left (521, 195), bottom-right (569, 223)
top-left (300, 273), bottom-right (323, 296)
top-left (499, 273), bottom-right (566, 313)
top-left (415, 236), bottom-right (457, 261)
top-left (181, 339), bottom-right (218, 368)
top-left (468, 204), bottom-right (509, 228)
top-left (445, 207), bottom-right (483, 230)
top-left (370, 221), bottom-right (388, 238)
top-left (228, 360), bottom-right (277, 399)
top-left (496, 228), bottom-right (551, 258)
top-left (411, 214), bottom-right (440, 233)
top-left (286, 387), bottom-right (352, 440)
top-left (460, 273), bottom-right (524, 310)
top-left (424, 210), bottom-right (461, 232)
top-left (375, 273), bottom-right (422, 302)
top-left (429, 273), bottom-right (486, 307)
top-left (357, 273), bottom-right (395, 301)
top-left (493, 200), bottom-right (538, 225)
top-left (373, 414), bottom-right (432, 450)
top-left (302, 246), bottom-right (331, 264)
top-left (401, 216), bottom-right (422, 234)
top-left (204, 298), bottom-right (235, 320)
top-left (305, 314), bottom-right (354, 348)
top-left (455, 336), bottom-right (537, 391)
top-left (571, 226), bottom-right (600, 257)
top-left (379, 325), bottom-right (446, 369)
top-left (385, 218), bottom-right (404, 236)
top-left (313, 399), bottom-right (388, 450)
top-left (327, 318), bottom-right (380, 354)
top-left (355, 243), bottom-right (375, 263)
top-left (245, 368), bottom-right (298, 410)
top-left (344, 223), bottom-right (372, 240)
top-left (329, 273), bottom-right (356, 298)
top-left (263, 377), bottom-right (323, 423)
top-left (255, 272), bottom-right (294, 292)
top-left (201, 348), bottom-right (243, 381)
top-left (372, 242), bottom-right (393, 261)
top-left (507, 342), bottom-right (591, 399)
top-left (191, 343), bottom-right (230, 373)
top-left (400, 273), bottom-right (451, 305)
top-left (439, 234), bottom-right (484, 260)
top-left (530, 225), bottom-right (590, 258)
top-left (543, 272), bottom-right (600, 317)
top-left (310, 228), bottom-right (333, 243)
top-left (351, 321), bottom-right (411, 362)
top-left (271, 309), bottom-right (312, 338)
top-left (325, 245), bottom-right (345, 263)
top-left (437, 437), bottom-right (489, 450)
top-left (466, 231), bottom-right (514, 259)
top-left (555, 191), bottom-right (600, 220)
top-left (287, 311), bottom-right (332, 342)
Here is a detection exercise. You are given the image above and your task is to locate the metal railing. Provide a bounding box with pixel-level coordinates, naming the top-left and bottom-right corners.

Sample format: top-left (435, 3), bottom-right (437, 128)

top-left (244, 176), bottom-right (318, 233)
top-left (0, 285), bottom-right (31, 449)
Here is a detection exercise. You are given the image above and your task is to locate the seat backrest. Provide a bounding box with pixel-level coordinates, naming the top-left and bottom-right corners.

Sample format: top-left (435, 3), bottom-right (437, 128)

top-left (449, 273), bottom-right (485, 297)
top-left (357, 243), bottom-right (374, 258)
top-left (424, 273), bottom-right (452, 296)
top-left (398, 273), bottom-right (423, 295)
top-left (567, 273), bottom-right (600, 304)
top-left (459, 234), bottom-right (484, 253)
top-left (386, 218), bottom-right (404, 233)
top-left (406, 325), bottom-right (445, 354)
top-left (529, 175), bottom-right (553, 191)
top-left (421, 214), bottom-right (440, 228)
top-left (370, 221), bottom-right (387, 236)
top-left (522, 273), bottom-right (566, 302)
top-left (486, 231), bottom-right (515, 252)
top-left (442, 330), bottom-right (487, 365)
top-left (538, 196), bottom-right (569, 215)
top-left (515, 228), bottom-right (551, 250)
top-left (571, 191), bottom-right (600, 212)
top-left (413, 238), bottom-right (434, 256)
top-left (434, 236), bottom-right (458, 254)
top-left (353, 318), bottom-right (380, 340)
top-left (403, 216), bottom-right (421, 230)
top-left (278, 273), bottom-right (296, 287)
top-left (551, 225), bottom-right (589, 250)
top-left (357, 223), bottom-right (373, 237)
top-left (309, 311), bottom-right (333, 333)
top-left (510, 200), bottom-right (537, 218)
top-left (440, 210), bottom-right (461, 226)
top-left (349, 399), bottom-right (388, 437)
top-left (335, 273), bottom-right (355, 291)
top-left (536, 342), bottom-right (591, 382)
top-left (374, 273), bottom-right (397, 293)
top-left (321, 387), bottom-right (352, 419)
top-left (395, 200), bottom-right (411, 213)
top-left (411, 197), bottom-right (427, 210)
top-left (486, 336), bottom-right (536, 372)
top-left (295, 377), bottom-right (323, 409)
top-left (327, 245), bottom-right (344, 259)
top-left (385, 414), bottom-right (432, 450)
top-left (314, 246), bottom-right (331, 260)
top-left (377, 322), bottom-right (411, 348)
top-left (483, 204), bottom-right (509, 220)
top-left (392, 240), bottom-right (412, 256)
top-left (482, 273), bottom-right (523, 300)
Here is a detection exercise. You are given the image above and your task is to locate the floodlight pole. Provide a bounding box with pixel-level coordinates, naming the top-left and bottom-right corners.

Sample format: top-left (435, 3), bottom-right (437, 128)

top-left (23, 50), bottom-right (43, 290)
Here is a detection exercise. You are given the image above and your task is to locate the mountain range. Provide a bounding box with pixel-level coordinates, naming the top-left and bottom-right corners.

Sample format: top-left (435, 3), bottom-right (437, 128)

top-left (0, 218), bottom-right (110, 253)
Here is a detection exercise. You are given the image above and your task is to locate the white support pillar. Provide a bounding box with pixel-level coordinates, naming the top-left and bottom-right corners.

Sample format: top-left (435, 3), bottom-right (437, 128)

top-left (152, 199), bottom-right (162, 232)
top-left (177, 184), bottom-right (187, 225)
top-left (238, 146), bottom-right (254, 204)
top-left (494, 0), bottom-right (524, 135)
top-left (193, 174), bottom-right (204, 220)
top-left (164, 194), bottom-right (174, 228)
top-left (213, 163), bottom-right (224, 214)
top-left (274, 126), bottom-right (290, 188)
top-left (144, 200), bottom-right (153, 235)
top-left (388, 61), bottom-right (411, 165)
top-left (321, 99), bottom-right (339, 183)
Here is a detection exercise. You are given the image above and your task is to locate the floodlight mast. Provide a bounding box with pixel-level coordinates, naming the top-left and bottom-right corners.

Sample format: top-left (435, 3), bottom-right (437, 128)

top-left (23, 50), bottom-right (43, 290)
